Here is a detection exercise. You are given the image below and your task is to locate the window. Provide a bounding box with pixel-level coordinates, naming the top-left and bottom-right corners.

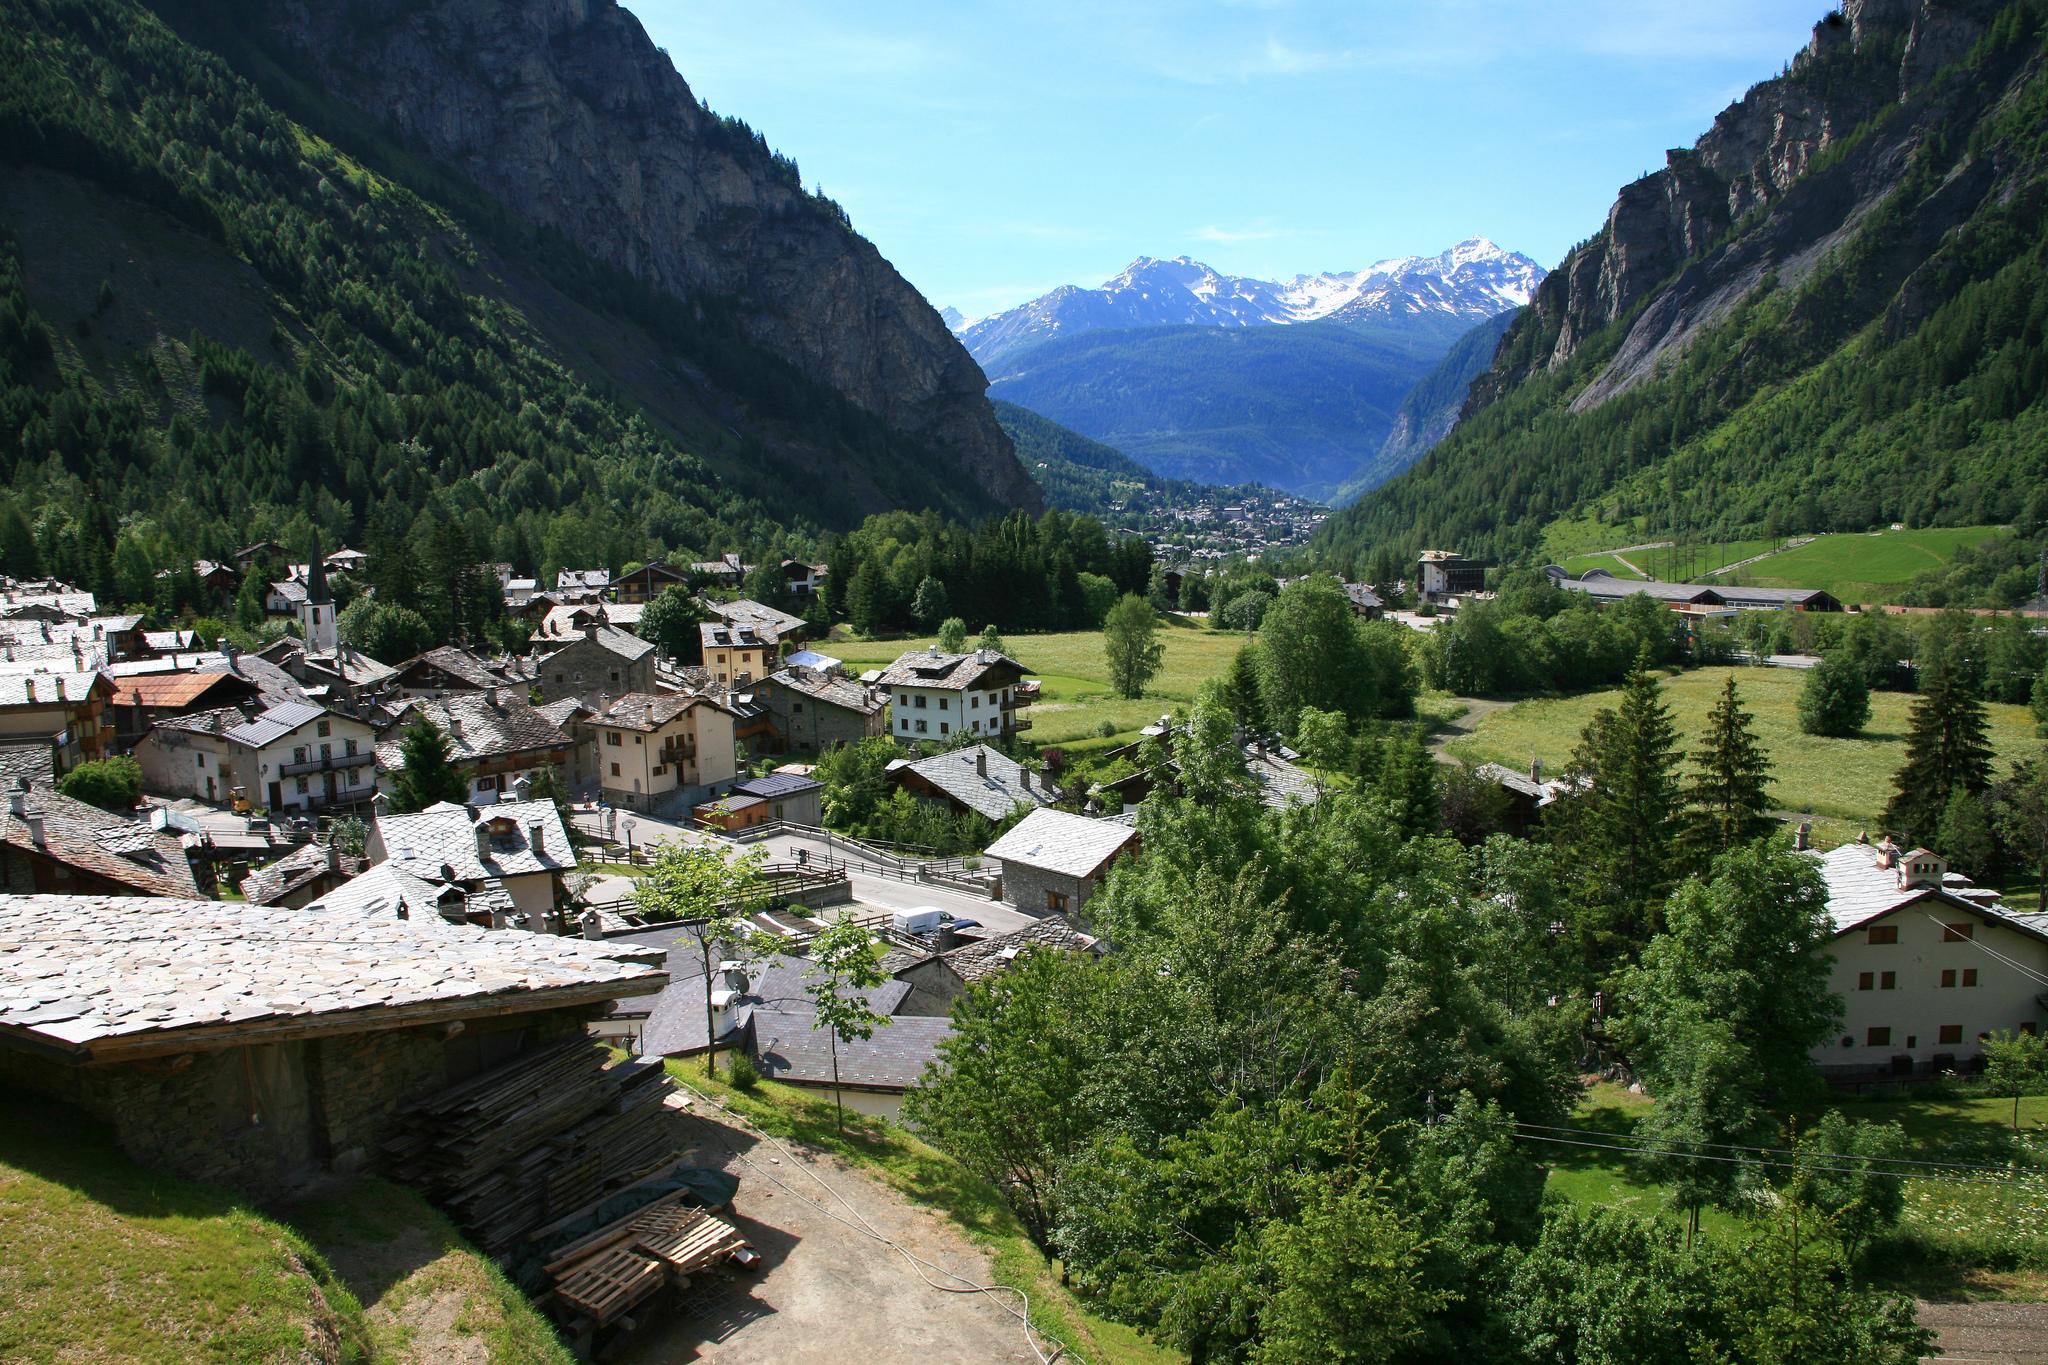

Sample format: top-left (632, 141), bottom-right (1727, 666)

top-left (1964, 968), bottom-right (1979, 987)
top-left (606, 732), bottom-right (622, 747)
top-left (652, 765), bottom-right (666, 777)
top-left (344, 738), bottom-right (357, 756)
top-left (610, 762), bottom-right (621, 777)
top-left (634, 735), bottom-right (643, 744)
top-left (1941, 969), bottom-right (1956, 988)
top-left (1939, 1024), bottom-right (1964, 1045)
top-left (1880, 971), bottom-right (1896, 990)
top-left (1867, 925), bottom-right (1898, 945)
top-left (971, 695), bottom-right (980, 708)
top-left (555, 673), bottom-right (566, 684)
top-left (195, 754), bottom-right (204, 768)
top-left (1046, 889), bottom-right (1069, 912)
top-left (915, 720), bottom-right (928, 734)
top-left (320, 744), bottom-right (331, 760)
top-left (295, 777), bottom-right (309, 795)
top-left (1866, 1027), bottom-right (1891, 1047)
top-left (939, 698), bottom-right (949, 710)
top-left (939, 723), bottom-right (949, 735)
top-left (317, 720), bottom-right (330, 738)
top-left (293, 746), bottom-right (307, 764)
top-left (793, 703), bottom-right (804, 713)
top-left (1944, 922), bottom-right (1975, 942)
top-left (915, 695), bottom-right (927, 708)
top-left (1857, 972), bottom-right (1874, 991)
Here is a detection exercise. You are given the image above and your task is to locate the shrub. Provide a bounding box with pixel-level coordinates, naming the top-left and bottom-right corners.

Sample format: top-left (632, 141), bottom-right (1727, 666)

top-left (1799, 652), bottom-right (1871, 737)
top-left (725, 1052), bottom-right (760, 1091)
top-left (1095, 719), bottom-right (1118, 739)
top-left (55, 756), bottom-right (142, 812)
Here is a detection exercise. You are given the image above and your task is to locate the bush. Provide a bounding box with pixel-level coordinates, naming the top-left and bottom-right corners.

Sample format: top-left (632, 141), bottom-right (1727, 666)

top-left (725, 1052), bottom-right (759, 1091)
top-left (1095, 719), bottom-right (1118, 739)
top-left (55, 756), bottom-right (142, 812)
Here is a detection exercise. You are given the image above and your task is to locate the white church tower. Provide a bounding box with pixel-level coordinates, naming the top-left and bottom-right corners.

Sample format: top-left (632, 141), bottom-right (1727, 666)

top-left (301, 534), bottom-right (338, 656)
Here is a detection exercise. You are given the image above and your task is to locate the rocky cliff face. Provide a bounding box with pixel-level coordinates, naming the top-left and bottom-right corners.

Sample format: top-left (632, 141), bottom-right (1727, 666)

top-left (262, 0), bottom-right (1036, 511)
top-left (1467, 0), bottom-right (2005, 414)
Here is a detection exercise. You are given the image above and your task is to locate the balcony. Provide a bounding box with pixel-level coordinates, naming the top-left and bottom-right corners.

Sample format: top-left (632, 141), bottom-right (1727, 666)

top-left (279, 751), bottom-right (368, 776)
top-left (658, 742), bottom-right (697, 766)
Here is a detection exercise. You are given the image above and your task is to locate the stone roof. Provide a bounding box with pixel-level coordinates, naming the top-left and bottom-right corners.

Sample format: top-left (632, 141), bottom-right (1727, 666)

top-left (241, 841), bottom-right (363, 906)
top-left (269, 578), bottom-right (309, 605)
top-left (704, 598), bottom-right (805, 639)
top-left (936, 915), bottom-right (1098, 984)
top-left (302, 861), bottom-right (463, 921)
top-left (874, 648), bottom-right (1027, 693)
top-left (0, 790), bottom-right (201, 898)
top-left (749, 1009), bottom-right (952, 1091)
top-left (534, 624), bottom-right (655, 665)
top-left (701, 621), bottom-right (776, 651)
top-left (0, 894), bottom-right (666, 1062)
top-left (590, 691), bottom-right (700, 732)
top-left (984, 809), bottom-right (1136, 879)
top-left (391, 646), bottom-right (509, 691)
top-left (1244, 746), bottom-right (1319, 809)
top-left (258, 637), bottom-right (398, 689)
top-left (376, 692), bottom-right (570, 771)
top-left (765, 668), bottom-right (882, 717)
top-left (557, 568), bottom-right (612, 593)
top-left (535, 602), bottom-right (646, 641)
top-left (372, 799), bottom-right (577, 882)
top-left (0, 670), bottom-right (102, 706)
top-left (894, 744), bottom-right (1056, 821)
top-left (1811, 842), bottom-right (2014, 937)
top-left (0, 743), bottom-right (54, 789)
top-left (1474, 762), bottom-right (1566, 805)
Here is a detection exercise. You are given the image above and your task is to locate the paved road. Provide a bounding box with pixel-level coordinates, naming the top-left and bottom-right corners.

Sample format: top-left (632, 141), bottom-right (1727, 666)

top-left (571, 811), bottom-right (1038, 935)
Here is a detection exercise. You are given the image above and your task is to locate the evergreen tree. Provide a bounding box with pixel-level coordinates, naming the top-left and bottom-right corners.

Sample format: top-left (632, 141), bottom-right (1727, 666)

top-left (1219, 642), bottom-right (1268, 735)
top-left (1798, 652), bottom-right (1871, 737)
top-left (640, 585), bottom-right (704, 663)
top-left (1934, 785), bottom-right (1998, 875)
top-left (1886, 647), bottom-right (1994, 843)
top-left (388, 715), bottom-right (469, 813)
top-left (1997, 753), bottom-right (2048, 901)
top-left (847, 560), bottom-right (885, 636)
top-left (1373, 726), bottom-right (1438, 837)
top-left (1680, 675), bottom-right (1775, 867)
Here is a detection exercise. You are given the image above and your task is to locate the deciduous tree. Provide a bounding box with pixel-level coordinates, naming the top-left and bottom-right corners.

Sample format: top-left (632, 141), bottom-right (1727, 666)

top-left (1103, 593), bottom-right (1164, 699)
top-left (633, 842), bottom-right (773, 1077)
top-left (804, 920), bottom-right (891, 1131)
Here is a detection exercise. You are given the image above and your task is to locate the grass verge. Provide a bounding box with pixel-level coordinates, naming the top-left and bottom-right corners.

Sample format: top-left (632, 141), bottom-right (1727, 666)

top-left (669, 1063), bottom-right (1178, 1365)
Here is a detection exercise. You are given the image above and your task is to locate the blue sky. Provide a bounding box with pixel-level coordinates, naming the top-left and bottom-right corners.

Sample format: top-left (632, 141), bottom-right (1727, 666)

top-left (622, 2), bottom-right (1823, 319)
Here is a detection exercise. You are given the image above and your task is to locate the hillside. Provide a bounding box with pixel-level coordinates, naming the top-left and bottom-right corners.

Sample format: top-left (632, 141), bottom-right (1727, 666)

top-left (1333, 308), bottom-right (1520, 504)
top-left (0, 0), bottom-right (1034, 592)
top-left (988, 313), bottom-right (1474, 497)
top-left (1316, 0), bottom-right (2048, 570)
top-left (995, 399), bottom-right (1160, 513)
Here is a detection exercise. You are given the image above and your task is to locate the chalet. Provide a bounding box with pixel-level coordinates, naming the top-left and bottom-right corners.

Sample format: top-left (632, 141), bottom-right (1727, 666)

top-left (704, 597), bottom-right (805, 642)
top-left (323, 546), bottom-right (369, 575)
top-left (888, 744), bottom-right (1056, 822)
top-left (366, 796), bottom-right (578, 925)
top-left (781, 560), bottom-right (826, 598)
top-left (191, 559), bottom-right (243, 608)
top-left (1471, 760), bottom-right (1571, 837)
top-left (0, 669), bottom-right (113, 775)
top-left (757, 666), bottom-right (885, 752)
top-left (586, 691), bottom-right (739, 814)
top-left (700, 621), bottom-right (778, 686)
top-left (534, 601), bottom-right (646, 643)
top-left (1343, 582), bottom-right (1385, 619)
top-left (107, 669), bottom-right (262, 753)
top-left (264, 578), bottom-right (308, 616)
top-left (531, 624), bottom-right (657, 709)
top-left (386, 646), bottom-right (513, 699)
top-left (375, 689), bottom-right (575, 806)
top-left (875, 647), bottom-right (1031, 743)
top-left (610, 562), bottom-right (688, 604)
top-left (0, 783), bottom-right (201, 898)
top-left (232, 539), bottom-right (282, 567)
top-left (0, 893), bottom-right (664, 1197)
top-left (137, 700), bottom-right (378, 813)
top-left (1810, 839), bottom-right (2047, 1078)
top-left (687, 552), bottom-right (747, 586)
top-left (983, 808), bottom-right (1137, 918)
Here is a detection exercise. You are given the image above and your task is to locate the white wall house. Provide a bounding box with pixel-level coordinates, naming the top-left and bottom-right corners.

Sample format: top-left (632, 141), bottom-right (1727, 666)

top-left (1811, 841), bottom-right (2048, 1079)
top-left (136, 700), bottom-right (378, 812)
top-left (875, 648), bottom-right (1029, 744)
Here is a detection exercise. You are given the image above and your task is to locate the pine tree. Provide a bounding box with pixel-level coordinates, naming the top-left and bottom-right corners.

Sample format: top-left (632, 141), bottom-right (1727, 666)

top-left (1886, 648), bottom-right (1994, 844)
top-left (389, 715), bottom-right (469, 813)
top-left (1934, 785), bottom-right (1998, 876)
top-left (1681, 675), bottom-right (1775, 868)
top-left (1374, 726), bottom-right (1439, 838)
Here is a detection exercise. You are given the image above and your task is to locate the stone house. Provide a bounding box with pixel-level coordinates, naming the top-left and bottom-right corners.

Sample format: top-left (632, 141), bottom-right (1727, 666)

top-left (887, 744), bottom-right (1056, 823)
top-left (756, 666), bottom-right (885, 753)
top-left (531, 624), bottom-right (656, 709)
top-left (983, 808), bottom-right (1137, 918)
top-left (368, 796), bottom-right (579, 923)
top-left (136, 700), bottom-right (378, 813)
top-left (0, 669), bottom-right (113, 775)
top-left (0, 784), bottom-right (201, 898)
top-left (374, 689), bottom-right (575, 806)
top-left (0, 893), bottom-right (664, 1198)
top-left (894, 916), bottom-right (1100, 1016)
top-left (385, 646), bottom-right (513, 700)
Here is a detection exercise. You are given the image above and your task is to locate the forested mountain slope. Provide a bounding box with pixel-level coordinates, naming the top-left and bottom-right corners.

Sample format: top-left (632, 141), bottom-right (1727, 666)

top-left (0, 0), bottom-right (1033, 594)
top-left (1332, 308), bottom-right (1520, 506)
top-left (1316, 0), bottom-right (2048, 569)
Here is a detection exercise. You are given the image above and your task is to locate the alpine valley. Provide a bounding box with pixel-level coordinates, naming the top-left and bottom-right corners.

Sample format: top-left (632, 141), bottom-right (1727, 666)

top-left (960, 241), bottom-right (1544, 501)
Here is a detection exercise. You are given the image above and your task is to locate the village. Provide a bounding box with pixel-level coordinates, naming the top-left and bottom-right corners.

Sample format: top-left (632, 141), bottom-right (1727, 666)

top-left (3, 527), bottom-right (2046, 1359)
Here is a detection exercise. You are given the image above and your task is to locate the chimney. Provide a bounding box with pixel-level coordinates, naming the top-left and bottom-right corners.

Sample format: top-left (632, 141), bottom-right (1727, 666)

top-left (475, 824), bottom-right (491, 861)
top-left (490, 905), bottom-right (514, 930)
top-left (583, 620), bottom-right (600, 640)
top-left (511, 773), bottom-right (532, 802)
top-left (24, 810), bottom-right (44, 846)
top-left (581, 907), bottom-right (604, 940)
top-left (1020, 768), bottom-right (1032, 792)
top-left (7, 785), bottom-right (24, 817)
top-left (1530, 757), bottom-right (1543, 784)
top-left (485, 685), bottom-right (499, 709)
top-left (527, 818), bottom-right (544, 855)
top-left (976, 749), bottom-right (987, 779)
top-left (1793, 821), bottom-right (1811, 852)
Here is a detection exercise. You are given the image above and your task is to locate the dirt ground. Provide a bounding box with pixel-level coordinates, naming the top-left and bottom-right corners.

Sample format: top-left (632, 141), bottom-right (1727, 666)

top-left (616, 1102), bottom-right (1042, 1364)
top-left (1920, 1300), bottom-right (2048, 1364)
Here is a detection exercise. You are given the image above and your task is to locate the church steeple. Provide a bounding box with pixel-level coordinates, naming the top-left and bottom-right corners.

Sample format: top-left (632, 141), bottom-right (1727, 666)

top-left (302, 532), bottom-right (338, 655)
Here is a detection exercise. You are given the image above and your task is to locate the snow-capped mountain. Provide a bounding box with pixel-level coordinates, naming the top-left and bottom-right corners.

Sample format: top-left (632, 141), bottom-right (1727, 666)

top-left (962, 238), bottom-right (1542, 372)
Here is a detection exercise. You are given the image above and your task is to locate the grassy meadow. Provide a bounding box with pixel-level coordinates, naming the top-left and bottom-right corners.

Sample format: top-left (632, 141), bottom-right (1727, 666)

top-left (1555, 525), bottom-right (2011, 604)
top-left (831, 616), bottom-right (1250, 748)
top-left (1448, 665), bottom-right (2041, 843)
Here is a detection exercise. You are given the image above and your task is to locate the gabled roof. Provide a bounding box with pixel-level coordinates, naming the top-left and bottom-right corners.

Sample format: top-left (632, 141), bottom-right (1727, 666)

top-left (934, 915), bottom-right (1099, 984)
top-left (735, 773), bottom-right (823, 800)
top-left (0, 894), bottom-right (665, 1062)
top-left (875, 648), bottom-right (1027, 693)
top-left (764, 668), bottom-right (882, 716)
top-left (704, 598), bottom-right (805, 639)
top-left (376, 692), bottom-right (570, 770)
top-left (242, 841), bottom-right (362, 906)
top-left (589, 691), bottom-right (702, 732)
top-left (894, 744), bottom-right (1056, 821)
top-left (109, 670), bottom-right (251, 711)
top-left (268, 579), bottom-right (309, 605)
top-left (984, 809), bottom-right (1136, 879)
top-left (372, 799), bottom-right (577, 883)
top-left (0, 790), bottom-right (200, 898)
top-left (701, 621), bottom-right (776, 650)
top-left (223, 700), bottom-right (331, 748)
top-left (390, 646), bottom-right (510, 691)
top-left (750, 1010), bottom-right (953, 1091)
top-left (0, 670), bottom-right (103, 707)
top-left (534, 624), bottom-right (655, 665)
top-left (1812, 843), bottom-right (2020, 938)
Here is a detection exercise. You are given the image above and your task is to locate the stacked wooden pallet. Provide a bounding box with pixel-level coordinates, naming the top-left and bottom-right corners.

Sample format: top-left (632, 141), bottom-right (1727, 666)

top-left (382, 1041), bottom-right (680, 1254)
top-left (543, 1192), bottom-right (749, 1340)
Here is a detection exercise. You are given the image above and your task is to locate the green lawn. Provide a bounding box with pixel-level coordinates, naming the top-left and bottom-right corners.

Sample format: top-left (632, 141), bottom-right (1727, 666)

top-left (1449, 665), bottom-right (2040, 839)
top-left (1729, 526), bottom-right (2013, 604)
top-left (673, 1064), bottom-right (1177, 1365)
top-left (0, 1102), bottom-right (570, 1364)
top-left (1558, 551), bottom-right (1650, 580)
top-left (832, 619), bottom-right (1248, 746)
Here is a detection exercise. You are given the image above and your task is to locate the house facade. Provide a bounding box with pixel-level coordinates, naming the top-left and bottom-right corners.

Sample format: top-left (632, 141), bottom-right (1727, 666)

top-left (875, 648), bottom-right (1030, 743)
top-left (984, 808), bottom-right (1138, 918)
top-left (375, 690), bottom-right (575, 806)
top-left (700, 622), bottom-right (777, 687)
top-left (531, 624), bottom-right (657, 709)
top-left (0, 670), bottom-right (113, 775)
top-left (137, 700), bottom-right (378, 812)
top-left (757, 667), bottom-right (885, 752)
top-left (587, 692), bottom-right (739, 813)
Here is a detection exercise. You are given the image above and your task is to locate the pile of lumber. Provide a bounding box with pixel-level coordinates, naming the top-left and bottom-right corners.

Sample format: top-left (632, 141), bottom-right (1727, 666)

top-left (542, 1191), bottom-right (749, 1343)
top-left (382, 1041), bottom-right (680, 1254)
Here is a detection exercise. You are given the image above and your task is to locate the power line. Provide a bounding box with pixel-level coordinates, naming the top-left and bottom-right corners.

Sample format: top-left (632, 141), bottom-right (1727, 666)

top-left (1510, 1120), bottom-right (2042, 1175)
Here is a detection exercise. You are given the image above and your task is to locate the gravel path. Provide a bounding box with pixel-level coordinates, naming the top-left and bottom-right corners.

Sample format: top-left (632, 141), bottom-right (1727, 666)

top-left (1919, 1300), bottom-right (2048, 1364)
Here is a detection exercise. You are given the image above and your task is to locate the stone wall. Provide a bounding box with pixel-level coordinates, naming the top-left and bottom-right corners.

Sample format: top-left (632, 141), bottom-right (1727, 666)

top-left (998, 861), bottom-right (1094, 919)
